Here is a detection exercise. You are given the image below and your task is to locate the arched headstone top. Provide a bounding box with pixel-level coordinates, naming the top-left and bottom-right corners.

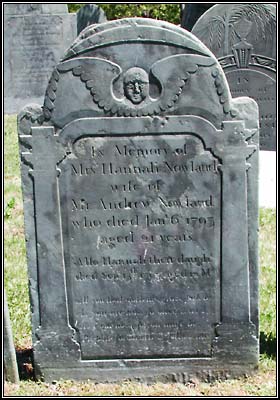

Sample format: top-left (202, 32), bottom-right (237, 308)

top-left (192, 4), bottom-right (276, 151)
top-left (43, 17), bottom-right (241, 128)
top-left (192, 4), bottom-right (276, 60)
top-left (17, 16), bottom-right (259, 383)
top-left (65, 17), bottom-right (214, 59)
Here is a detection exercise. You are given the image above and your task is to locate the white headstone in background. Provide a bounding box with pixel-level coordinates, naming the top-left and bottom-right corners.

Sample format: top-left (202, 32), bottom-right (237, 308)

top-left (4, 3), bottom-right (77, 114)
top-left (192, 4), bottom-right (276, 151)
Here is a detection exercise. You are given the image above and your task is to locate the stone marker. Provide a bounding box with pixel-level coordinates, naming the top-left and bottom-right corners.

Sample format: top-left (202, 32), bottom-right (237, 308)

top-left (181, 4), bottom-right (215, 31)
top-left (4, 3), bottom-right (77, 114)
top-left (4, 289), bottom-right (19, 383)
top-left (77, 4), bottom-right (107, 34)
top-left (4, 3), bottom-right (70, 14)
top-left (192, 4), bottom-right (276, 151)
top-left (18, 18), bottom-right (259, 383)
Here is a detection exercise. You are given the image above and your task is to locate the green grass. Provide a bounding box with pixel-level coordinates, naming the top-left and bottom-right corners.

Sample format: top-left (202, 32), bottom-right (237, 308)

top-left (259, 207), bottom-right (276, 356)
top-left (4, 115), bottom-right (276, 396)
top-left (4, 115), bottom-right (32, 348)
top-left (259, 207), bottom-right (276, 335)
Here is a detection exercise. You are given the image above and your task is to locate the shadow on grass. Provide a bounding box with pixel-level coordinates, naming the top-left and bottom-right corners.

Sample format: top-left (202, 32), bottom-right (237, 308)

top-left (260, 332), bottom-right (277, 359)
top-left (16, 348), bottom-right (35, 380)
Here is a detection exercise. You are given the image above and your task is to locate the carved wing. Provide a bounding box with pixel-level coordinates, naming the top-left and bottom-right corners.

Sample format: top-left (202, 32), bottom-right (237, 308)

top-left (54, 54), bottom-right (216, 117)
top-left (147, 54), bottom-right (217, 114)
top-left (57, 57), bottom-right (123, 113)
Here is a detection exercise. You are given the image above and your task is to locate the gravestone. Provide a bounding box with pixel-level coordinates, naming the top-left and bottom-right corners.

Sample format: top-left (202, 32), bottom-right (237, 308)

top-left (18, 18), bottom-right (259, 383)
top-left (4, 3), bottom-right (77, 114)
top-left (4, 4), bottom-right (70, 14)
top-left (192, 4), bottom-right (276, 151)
top-left (181, 4), bottom-right (215, 30)
top-left (77, 4), bottom-right (107, 35)
top-left (4, 289), bottom-right (19, 383)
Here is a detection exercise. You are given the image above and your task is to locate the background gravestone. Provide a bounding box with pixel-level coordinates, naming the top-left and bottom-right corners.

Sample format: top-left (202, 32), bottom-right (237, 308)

top-left (4, 3), bottom-right (70, 14)
top-left (77, 4), bottom-right (107, 35)
top-left (18, 18), bottom-right (259, 383)
top-left (4, 3), bottom-right (77, 114)
top-left (192, 4), bottom-right (276, 151)
top-left (181, 4), bottom-right (215, 30)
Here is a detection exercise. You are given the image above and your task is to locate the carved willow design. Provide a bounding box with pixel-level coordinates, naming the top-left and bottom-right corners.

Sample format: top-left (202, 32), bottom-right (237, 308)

top-left (193, 4), bottom-right (276, 56)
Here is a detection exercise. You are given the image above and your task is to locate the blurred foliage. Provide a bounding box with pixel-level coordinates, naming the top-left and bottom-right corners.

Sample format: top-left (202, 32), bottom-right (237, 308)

top-left (68, 3), bottom-right (85, 14)
top-left (68, 4), bottom-right (181, 24)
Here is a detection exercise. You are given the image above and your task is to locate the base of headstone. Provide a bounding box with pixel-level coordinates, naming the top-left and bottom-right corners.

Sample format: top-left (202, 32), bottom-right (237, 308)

top-left (35, 357), bottom-right (258, 384)
top-left (33, 322), bottom-right (258, 382)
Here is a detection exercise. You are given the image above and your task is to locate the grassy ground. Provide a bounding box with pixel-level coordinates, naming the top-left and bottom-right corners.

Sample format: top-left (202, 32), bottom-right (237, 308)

top-left (4, 115), bottom-right (32, 348)
top-left (4, 115), bottom-right (276, 396)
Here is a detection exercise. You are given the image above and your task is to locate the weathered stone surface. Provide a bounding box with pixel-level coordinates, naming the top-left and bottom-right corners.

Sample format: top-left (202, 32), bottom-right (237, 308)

top-left (77, 4), bottom-right (107, 34)
top-left (4, 4), bottom-right (77, 114)
top-left (3, 3), bottom-right (69, 15)
top-left (18, 18), bottom-right (259, 383)
top-left (192, 4), bottom-right (276, 151)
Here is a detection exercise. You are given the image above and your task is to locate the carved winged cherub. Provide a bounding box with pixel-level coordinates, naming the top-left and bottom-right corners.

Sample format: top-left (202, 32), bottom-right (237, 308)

top-left (55, 54), bottom-right (216, 117)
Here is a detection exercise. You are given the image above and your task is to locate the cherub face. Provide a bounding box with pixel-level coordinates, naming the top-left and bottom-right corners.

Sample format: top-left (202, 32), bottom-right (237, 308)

top-left (123, 68), bottom-right (149, 104)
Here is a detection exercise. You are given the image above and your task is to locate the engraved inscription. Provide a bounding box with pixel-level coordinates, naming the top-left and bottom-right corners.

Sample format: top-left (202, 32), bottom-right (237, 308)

top-left (59, 135), bottom-right (221, 358)
top-left (6, 16), bottom-right (67, 96)
top-left (226, 69), bottom-right (276, 148)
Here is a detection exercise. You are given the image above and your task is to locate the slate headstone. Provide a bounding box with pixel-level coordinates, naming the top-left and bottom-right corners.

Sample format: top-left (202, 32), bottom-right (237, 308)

top-left (4, 3), bottom-right (77, 114)
top-left (77, 4), bottom-right (107, 35)
top-left (18, 18), bottom-right (259, 383)
top-left (192, 4), bottom-right (276, 151)
top-left (4, 3), bottom-right (69, 14)
top-left (181, 4), bottom-right (215, 30)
